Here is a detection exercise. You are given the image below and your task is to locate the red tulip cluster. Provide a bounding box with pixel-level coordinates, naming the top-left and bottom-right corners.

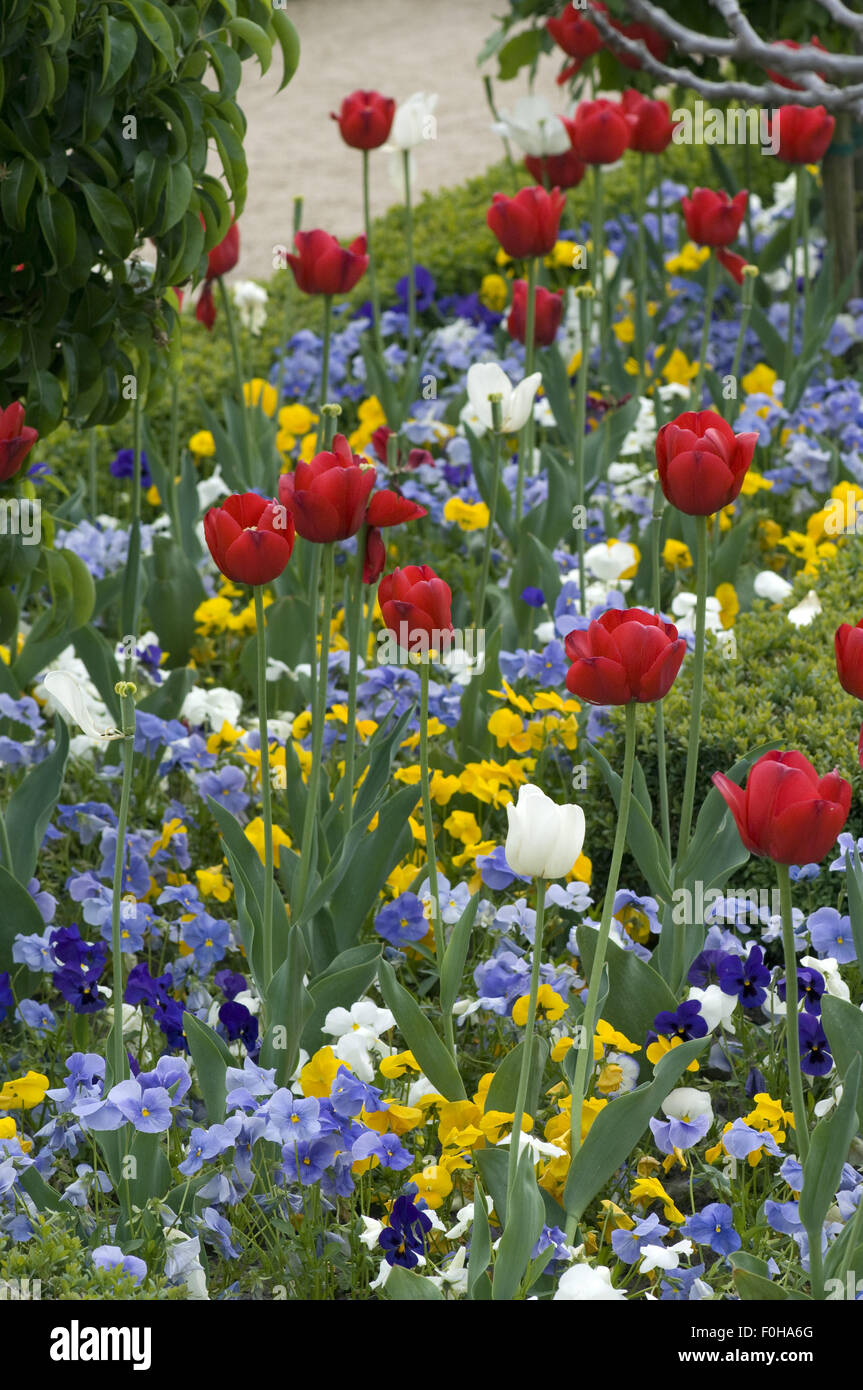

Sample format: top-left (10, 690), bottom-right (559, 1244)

top-left (196, 220), bottom-right (240, 331)
top-left (713, 753), bottom-right (851, 866)
top-left (0, 402), bottom-right (39, 483)
top-left (285, 230), bottom-right (368, 297)
top-left (564, 608), bottom-right (686, 705)
top-left (656, 410), bottom-right (759, 517)
top-left (524, 116), bottom-right (585, 192)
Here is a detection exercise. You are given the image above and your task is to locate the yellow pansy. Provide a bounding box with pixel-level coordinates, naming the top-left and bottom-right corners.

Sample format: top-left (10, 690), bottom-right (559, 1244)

top-left (279, 403), bottom-right (318, 435)
top-left (378, 1050), bottom-right (420, 1080)
top-left (739, 469), bottom-right (772, 497)
top-left (512, 984), bottom-right (567, 1026)
top-left (662, 538), bottom-right (692, 570)
top-left (188, 429), bottom-right (216, 458)
top-left (629, 1175), bottom-right (685, 1223)
top-left (715, 582), bottom-right (739, 629)
top-left (408, 1164), bottom-right (453, 1209)
top-left (243, 378), bottom-right (278, 416)
top-left (741, 363), bottom-right (778, 397)
top-left (443, 810), bottom-right (481, 845)
top-left (196, 866), bottom-right (233, 902)
top-left (149, 818), bottom-right (187, 857)
top-left (594, 1019), bottom-right (641, 1056)
top-left (646, 1034), bottom-right (700, 1072)
top-left (299, 1047), bottom-right (344, 1098)
top-left (662, 349), bottom-right (698, 386)
top-left (244, 817), bottom-right (292, 867)
top-left (613, 316), bottom-right (635, 344)
top-left (479, 273), bottom-right (508, 311)
top-left (487, 707), bottom-right (531, 753)
top-left (443, 497), bottom-right (489, 532)
top-left (665, 242), bottom-right (711, 274)
top-left (0, 1070), bottom-right (50, 1110)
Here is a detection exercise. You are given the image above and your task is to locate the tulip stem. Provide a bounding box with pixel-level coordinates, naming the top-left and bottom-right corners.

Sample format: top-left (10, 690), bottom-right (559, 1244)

top-left (122, 394), bottom-right (142, 679)
top-left (564, 701), bottom-right (637, 1241)
top-left (776, 862), bottom-right (810, 1165)
top-left (784, 174), bottom-right (802, 385)
top-left (255, 588), bottom-right (275, 983)
top-left (507, 876), bottom-right (546, 1209)
top-left (694, 253), bottom-right (718, 406)
top-left (592, 164), bottom-right (605, 378)
top-left (318, 296), bottom-right (333, 440)
top-left (362, 149), bottom-right (383, 355)
top-left (88, 429), bottom-right (98, 519)
top-left (108, 684), bottom-right (137, 1085)
top-left (799, 166), bottom-right (810, 343)
top-left (476, 400), bottom-right (503, 623)
top-left (403, 151), bottom-right (416, 357)
top-left (636, 153), bottom-right (649, 397)
top-left (514, 256), bottom-right (537, 529)
top-left (574, 290), bottom-right (592, 616)
top-left (217, 277), bottom-right (255, 488)
top-left (295, 542), bottom-right (335, 918)
top-left (343, 526), bottom-right (365, 833)
top-left (726, 270), bottom-right (756, 424)
top-left (650, 486), bottom-right (672, 861)
top-left (419, 658), bottom-right (455, 1059)
top-left (672, 513), bottom-right (708, 989)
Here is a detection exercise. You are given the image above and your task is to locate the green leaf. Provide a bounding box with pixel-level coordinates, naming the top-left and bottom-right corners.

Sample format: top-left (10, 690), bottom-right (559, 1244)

top-left (730, 1254), bottom-right (810, 1301)
top-left (585, 742), bottom-right (672, 902)
top-left (377, 959), bottom-right (466, 1101)
top-left (300, 944), bottom-right (382, 1054)
top-left (496, 29), bottom-right (543, 81)
top-left (1, 158), bottom-right (37, 231)
top-left (327, 784), bottom-right (418, 955)
top-left (260, 927), bottom-right (313, 1084)
top-left (0, 865), bottom-right (49, 973)
top-left (468, 1178), bottom-right (492, 1298)
top-left (485, 1036), bottom-right (549, 1123)
top-left (227, 17), bottom-right (272, 73)
top-left (4, 716), bottom-right (69, 886)
top-left (799, 1055), bottom-right (861, 1257)
top-left (440, 892), bottom-right (479, 1022)
top-left (71, 624), bottom-right (122, 724)
top-left (183, 1012), bottom-right (234, 1123)
top-left (843, 843), bottom-right (863, 970)
top-left (37, 189), bottom-right (76, 272)
top-left (271, 10), bottom-right (300, 91)
top-left (80, 183), bottom-right (135, 258)
top-left (563, 1036), bottom-right (708, 1219)
top-left (384, 1265), bottom-right (444, 1300)
top-left (492, 1145), bottom-right (545, 1300)
top-left (575, 927), bottom-right (676, 1080)
top-left (822, 994), bottom-right (863, 1131)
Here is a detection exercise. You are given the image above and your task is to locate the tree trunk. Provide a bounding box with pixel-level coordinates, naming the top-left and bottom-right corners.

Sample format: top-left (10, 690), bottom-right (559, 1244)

top-left (823, 111), bottom-right (860, 299)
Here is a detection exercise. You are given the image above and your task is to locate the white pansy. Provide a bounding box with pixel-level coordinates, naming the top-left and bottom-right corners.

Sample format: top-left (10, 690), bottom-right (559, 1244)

top-left (231, 280), bottom-right (268, 335)
top-left (505, 783), bottom-right (585, 880)
top-left (754, 571), bottom-right (793, 602)
top-left (359, 1216), bottom-right (384, 1250)
top-left (553, 1262), bottom-right (626, 1301)
top-left (534, 620), bottom-right (556, 645)
top-left (465, 362), bottom-right (543, 434)
top-left (446, 1196), bottom-right (494, 1241)
top-left (322, 999), bottom-right (396, 1083)
top-left (584, 540), bottom-right (638, 585)
top-left (640, 1239), bottom-right (693, 1273)
top-left (428, 1246), bottom-right (469, 1295)
top-left (662, 1087), bottom-right (714, 1125)
top-left (197, 466), bottom-right (229, 511)
top-left (181, 685), bottom-right (243, 733)
top-left (603, 1051), bottom-right (640, 1096)
top-left (497, 1129), bottom-right (567, 1161)
top-left (164, 1232), bottom-right (208, 1299)
top-left (492, 95), bottom-right (570, 157)
top-left (688, 984), bottom-right (737, 1034)
top-left (788, 590), bottom-right (822, 627)
top-left (799, 955), bottom-right (850, 1002)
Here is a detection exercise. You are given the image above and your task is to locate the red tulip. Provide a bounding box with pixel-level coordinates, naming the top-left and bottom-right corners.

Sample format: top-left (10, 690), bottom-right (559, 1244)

top-left (712, 751), bottom-right (851, 865)
top-left (716, 248), bottom-right (748, 285)
top-left (524, 116), bottom-right (586, 191)
top-left (366, 489), bottom-right (426, 528)
top-left (487, 186), bottom-right (565, 259)
top-left (564, 608), bottom-right (686, 705)
top-left (285, 230), bottom-right (368, 297)
top-left (621, 90), bottom-right (676, 154)
top-left (0, 402), bottom-right (38, 483)
top-left (332, 89), bottom-right (395, 150)
top-left (370, 427), bottom-right (434, 471)
top-left (363, 527), bottom-right (387, 584)
top-left (766, 37), bottom-right (827, 92)
top-left (546, 2), bottom-right (606, 60)
top-left (612, 19), bottom-right (670, 70)
top-left (204, 493), bottom-right (294, 586)
top-left (507, 279), bottom-right (563, 348)
top-left (682, 188), bottom-right (748, 248)
top-left (195, 282), bottom-right (216, 331)
top-left (572, 98), bottom-right (630, 165)
top-left (379, 564), bottom-right (453, 651)
top-left (206, 221), bottom-right (240, 279)
top-left (656, 409), bottom-right (759, 516)
top-left (835, 620), bottom-right (863, 701)
top-left (772, 105), bottom-right (835, 165)
top-left (278, 434), bottom-right (376, 543)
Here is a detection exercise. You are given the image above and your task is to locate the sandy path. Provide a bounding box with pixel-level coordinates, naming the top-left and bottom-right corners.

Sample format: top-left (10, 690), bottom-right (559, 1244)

top-left (231, 0), bottom-right (559, 279)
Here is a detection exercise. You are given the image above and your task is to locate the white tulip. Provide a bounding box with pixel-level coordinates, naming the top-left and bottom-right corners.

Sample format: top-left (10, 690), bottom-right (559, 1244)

top-left (554, 1262), bottom-right (626, 1301)
top-left (40, 671), bottom-right (122, 741)
top-left (466, 362), bottom-right (542, 434)
top-left (754, 571), bottom-right (793, 602)
top-left (505, 784), bottom-right (585, 880)
top-left (493, 96), bottom-right (571, 157)
top-left (390, 92), bottom-right (439, 150)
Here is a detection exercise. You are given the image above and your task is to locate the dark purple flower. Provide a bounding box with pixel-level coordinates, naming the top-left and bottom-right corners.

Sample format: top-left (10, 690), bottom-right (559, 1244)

top-left (653, 1000), bottom-right (708, 1041)
top-left (717, 945), bottom-right (771, 1009)
top-left (110, 448), bottom-right (152, 488)
top-left (687, 948), bottom-right (726, 988)
top-left (798, 1013), bottom-right (832, 1075)
top-left (778, 966), bottom-right (825, 1016)
top-left (378, 1195), bottom-right (433, 1268)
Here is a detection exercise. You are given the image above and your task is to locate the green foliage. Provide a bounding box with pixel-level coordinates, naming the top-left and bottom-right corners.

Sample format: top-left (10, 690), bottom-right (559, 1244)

top-left (0, 1214), bottom-right (185, 1299)
top-left (0, 0), bottom-right (298, 433)
top-left (580, 542), bottom-right (863, 899)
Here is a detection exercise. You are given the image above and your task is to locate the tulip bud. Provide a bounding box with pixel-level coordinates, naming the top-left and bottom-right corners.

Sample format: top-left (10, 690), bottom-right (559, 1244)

top-left (505, 783), bottom-right (586, 880)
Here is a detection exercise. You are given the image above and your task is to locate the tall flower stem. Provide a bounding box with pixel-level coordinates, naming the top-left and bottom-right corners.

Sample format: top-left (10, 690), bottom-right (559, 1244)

top-left (650, 484), bottom-right (672, 861)
top-left (725, 266), bottom-right (758, 424)
top-left (217, 277), bottom-right (255, 485)
top-left (254, 587), bottom-right (275, 979)
top-left (507, 876), bottom-right (547, 1205)
top-left (693, 253), bottom-right (718, 405)
top-left (573, 287), bottom-right (594, 616)
top-left (122, 394), bottom-right (142, 679)
top-left (88, 430), bottom-right (98, 519)
top-left (109, 682), bottom-right (137, 1085)
top-left (475, 396), bottom-right (503, 623)
top-left (636, 152), bottom-right (649, 397)
top-left (419, 658), bottom-right (455, 1058)
top-left (776, 862), bottom-right (810, 1165)
top-left (564, 701), bottom-right (637, 1240)
top-left (514, 256), bottom-right (538, 527)
top-left (592, 164), bottom-right (605, 377)
top-left (362, 149), bottom-right (383, 355)
top-left (316, 296), bottom-right (333, 445)
top-left (403, 151), bottom-right (416, 357)
top-left (798, 166), bottom-right (810, 341)
top-left (343, 526), bottom-right (366, 833)
top-left (784, 175), bottom-right (802, 384)
top-left (671, 512), bottom-right (709, 991)
top-left (295, 542), bottom-right (335, 917)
